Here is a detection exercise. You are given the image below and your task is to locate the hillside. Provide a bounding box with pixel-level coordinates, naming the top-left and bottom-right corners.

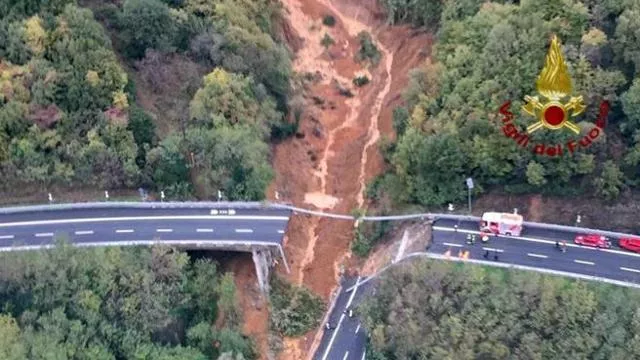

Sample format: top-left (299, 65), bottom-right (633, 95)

top-left (360, 258), bottom-right (640, 359)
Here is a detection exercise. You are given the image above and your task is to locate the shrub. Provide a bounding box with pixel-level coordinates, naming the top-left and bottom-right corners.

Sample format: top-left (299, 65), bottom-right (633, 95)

top-left (322, 15), bottom-right (336, 26)
top-left (269, 276), bottom-right (325, 337)
top-left (321, 33), bottom-right (335, 49)
top-left (353, 75), bottom-right (370, 87)
top-left (355, 31), bottom-right (381, 65)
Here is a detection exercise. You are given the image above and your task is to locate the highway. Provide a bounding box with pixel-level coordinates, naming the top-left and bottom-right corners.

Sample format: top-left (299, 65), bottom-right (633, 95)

top-left (314, 218), bottom-right (640, 359)
top-left (0, 203), bottom-right (291, 250)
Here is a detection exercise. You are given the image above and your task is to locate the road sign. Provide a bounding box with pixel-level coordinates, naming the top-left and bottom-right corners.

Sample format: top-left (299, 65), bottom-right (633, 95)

top-left (466, 177), bottom-right (474, 189)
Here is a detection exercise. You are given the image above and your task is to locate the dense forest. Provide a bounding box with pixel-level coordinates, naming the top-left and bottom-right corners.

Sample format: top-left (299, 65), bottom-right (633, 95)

top-left (373, 0), bottom-right (640, 207)
top-left (0, 240), bottom-right (255, 359)
top-left (359, 259), bottom-right (640, 359)
top-left (0, 0), bottom-right (294, 200)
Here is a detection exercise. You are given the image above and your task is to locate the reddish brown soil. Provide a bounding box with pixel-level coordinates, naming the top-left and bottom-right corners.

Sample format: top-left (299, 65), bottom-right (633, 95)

top-left (261, 0), bottom-right (433, 358)
top-left (226, 254), bottom-right (271, 359)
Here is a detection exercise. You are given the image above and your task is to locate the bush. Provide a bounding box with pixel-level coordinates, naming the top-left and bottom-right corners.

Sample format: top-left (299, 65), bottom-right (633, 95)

top-left (321, 33), bottom-right (334, 49)
top-left (322, 15), bottom-right (336, 27)
top-left (353, 75), bottom-right (370, 87)
top-left (118, 0), bottom-right (177, 59)
top-left (269, 276), bottom-right (325, 337)
top-left (355, 31), bottom-right (380, 65)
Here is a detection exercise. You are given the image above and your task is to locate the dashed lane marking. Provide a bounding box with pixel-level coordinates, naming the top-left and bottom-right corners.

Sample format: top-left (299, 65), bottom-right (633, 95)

top-left (433, 226), bottom-right (640, 259)
top-left (527, 253), bottom-right (548, 259)
top-left (115, 229), bottom-right (134, 233)
top-left (235, 229), bottom-right (253, 233)
top-left (156, 229), bottom-right (173, 233)
top-left (278, 230), bottom-right (285, 234)
top-left (620, 267), bottom-right (640, 274)
top-left (443, 242), bottom-right (463, 247)
top-left (342, 351), bottom-right (349, 360)
top-left (574, 259), bottom-right (595, 266)
top-left (74, 230), bottom-right (94, 235)
top-left (196, 229), bottom-right (214, 233)
top-left (482, 247), bottom-right (504, 253)
top-left (355, 324), bottom-right (360, 334)
top-left (35, 233), bottom-right (54, 237)
top-left (0, 235), bottom-right (14, 239)
top-left (322, 276), bottom-right (361, 360)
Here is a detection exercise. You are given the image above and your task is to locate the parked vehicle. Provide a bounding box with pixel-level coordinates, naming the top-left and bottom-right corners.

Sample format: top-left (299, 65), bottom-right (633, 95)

top-left (480, 212), bottom-right (523, 236)
top-left (619, 237), bottom-right (640, 253)
top-left (574, 234), bottom-right (611, 249)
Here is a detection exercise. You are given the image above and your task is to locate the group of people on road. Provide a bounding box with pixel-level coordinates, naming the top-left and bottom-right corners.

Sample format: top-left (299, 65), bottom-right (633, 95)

top-left (325, 307), bottom-right (354, 331)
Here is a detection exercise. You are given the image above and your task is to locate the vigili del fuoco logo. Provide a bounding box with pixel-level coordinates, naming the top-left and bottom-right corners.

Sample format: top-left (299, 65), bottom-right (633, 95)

top-left (498, 35), bottom-right (610, 157)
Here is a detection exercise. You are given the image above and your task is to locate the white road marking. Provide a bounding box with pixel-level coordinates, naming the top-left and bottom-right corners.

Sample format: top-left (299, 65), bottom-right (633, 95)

top-left (0, 215), bottom-right (289, 228)
top-left (422, 252), bottom-right (640, 290)
top-left (277, 230), bottom-right (285, 234)
top-left (0, 235), bottom-right (14, 239)
top-left (361, 351), bottom-right (366, 360)
top-left (35, 233), bottom-right (54, 237)
top-left (620, 267), bottom-right (640, 274)
top-left (433, 226), bottom-right (640, 259)
top-left (235, 229), bottom-right (253, 233)
top-left (156, 229), bottom-right (173, 233)
top-left (482, 247), bottom-right (504, 253)
top-left (196, 228), bottom-right (214, 233)
top-left (574, 259), bottom-right (595, 266)
top-left (443, 242), bottom-right (462, 247)
top-left (74, 230), bottom-right (94, 235)
top-left (342, 351), bottom-right (349, 360)
top-left (527, 253), bottom-right (548, 259)
top-left (115, 229), bottom-right (134, 233)
top-left (322, 276), bottom-right (361, 360)
top-left (355, 324), bottom-right (360, 333)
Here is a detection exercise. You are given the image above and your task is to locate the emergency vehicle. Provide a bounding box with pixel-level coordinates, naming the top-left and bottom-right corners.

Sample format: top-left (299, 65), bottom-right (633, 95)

top-left (480, 212), bottom-right (523, 236)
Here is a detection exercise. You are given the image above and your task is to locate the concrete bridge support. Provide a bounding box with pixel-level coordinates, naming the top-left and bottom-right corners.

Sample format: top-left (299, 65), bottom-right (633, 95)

top-left (253, 247), bottom-right (274, 294)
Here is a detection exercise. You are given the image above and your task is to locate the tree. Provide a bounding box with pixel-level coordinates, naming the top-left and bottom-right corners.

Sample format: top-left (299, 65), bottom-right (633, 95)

top-left (593, 160), bottom-right (624, 200)
top-left (0, 315), bottom-right (27, 360)
top-left (622, 77), bottom-right (640, 137)
top-left (183, 125), bottom-right (273, 201)
top-left (614, 5), bottom-right (640, 76)
top-left (119, 0), bottom-right (177, 59)
top-left (391, 128), bottom-right (468, 206)
top-left (189, 68), bottom-right (282, 137)
top-left (526, 161), bottom-right (547, 187)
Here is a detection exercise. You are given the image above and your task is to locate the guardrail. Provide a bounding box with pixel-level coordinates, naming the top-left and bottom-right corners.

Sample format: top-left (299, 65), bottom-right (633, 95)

top-left (0, 201), bottom-right (291, 214)
top-left (1, 202), bottom-right (637, 238)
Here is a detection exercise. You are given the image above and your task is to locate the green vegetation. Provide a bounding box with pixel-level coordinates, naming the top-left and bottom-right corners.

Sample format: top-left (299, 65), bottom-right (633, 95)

top-left (321, 33), bottom-right (334, 49)
top-left (352, 220), bottom-right (390, 257)
top-left (360, 259), bottom-right (640, 359)
top-left (373, 0), bottom-right (640, 207)
top-left (269, 275), bottom-right (325, 337)
top-left (353, 75), bottom-right (370, 87)
top-left (0, 240), bottom-right (256, 359)
top-left (0, 0), bottom-right (294, 201)
top-left (355, 31), bottom-right (381, 66)
top-left (380, 0), bottom-right (443, 28)
top-left (322, 15), bottom-right (336, 27)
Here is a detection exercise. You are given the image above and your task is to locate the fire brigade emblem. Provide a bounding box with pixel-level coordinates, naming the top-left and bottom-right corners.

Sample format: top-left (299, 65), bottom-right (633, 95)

top-left (522, 35), bottom-right (585, 135)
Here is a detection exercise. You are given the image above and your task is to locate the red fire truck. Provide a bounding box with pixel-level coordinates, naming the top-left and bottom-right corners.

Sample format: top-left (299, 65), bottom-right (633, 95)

top-left (480, 212), bottom-right (523, 236)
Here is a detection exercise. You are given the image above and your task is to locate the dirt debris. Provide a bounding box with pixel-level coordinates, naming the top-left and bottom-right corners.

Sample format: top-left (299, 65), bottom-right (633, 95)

top-left (264, 0), bottom-right (434, 358)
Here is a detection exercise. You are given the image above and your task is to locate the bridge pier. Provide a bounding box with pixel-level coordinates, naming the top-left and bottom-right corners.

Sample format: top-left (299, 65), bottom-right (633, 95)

top-left (252, 248), bottom-right (273, 294)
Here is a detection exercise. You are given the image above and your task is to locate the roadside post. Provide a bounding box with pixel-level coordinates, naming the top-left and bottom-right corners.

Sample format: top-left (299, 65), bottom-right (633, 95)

top-left (466, 177), bottom-right (474, 214)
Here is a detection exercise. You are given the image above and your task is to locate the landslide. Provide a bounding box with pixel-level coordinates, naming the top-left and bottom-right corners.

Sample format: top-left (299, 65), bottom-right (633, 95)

top-left (266, 0), bottom-right (432, 358)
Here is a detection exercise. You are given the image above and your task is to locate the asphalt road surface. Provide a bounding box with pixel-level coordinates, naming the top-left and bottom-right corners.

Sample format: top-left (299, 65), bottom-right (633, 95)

top-left (0, 206), bottom-right (291, 250)
top-left (314, 219), bottom-right (640, 359)
top-left (314, 276), bottom-right (372, 360)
